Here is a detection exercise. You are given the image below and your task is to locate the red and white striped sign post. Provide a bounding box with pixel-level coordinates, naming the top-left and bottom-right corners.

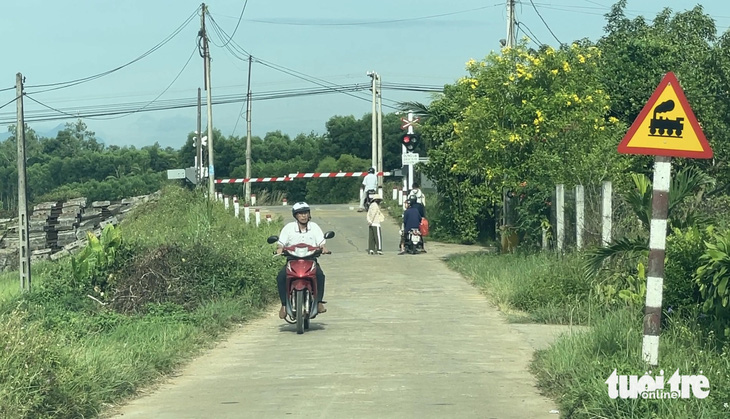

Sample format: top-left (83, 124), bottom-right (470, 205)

top-left (617, 72), bottom-right (713, 366)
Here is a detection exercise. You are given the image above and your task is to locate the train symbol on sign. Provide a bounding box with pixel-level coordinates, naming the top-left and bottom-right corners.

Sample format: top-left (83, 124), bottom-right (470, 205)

top-left (649, 100), bottom-right (684, 138)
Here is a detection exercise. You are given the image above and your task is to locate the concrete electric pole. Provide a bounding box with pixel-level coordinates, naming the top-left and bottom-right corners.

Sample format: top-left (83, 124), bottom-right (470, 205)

top-left (16, 73), bottom-right (31, 292)
top-left (506, 0), bottom-right (516, 48)
top-left (245, 55), bottom-right (253, 204)
top-left (201, 3), bottom-right (215, 198)
top-left (196, 87), bottom-right (202, 184)
top-left (376, 73), bottom-right (383, 192)
top-left (368, 71), bottom-right (377, 172)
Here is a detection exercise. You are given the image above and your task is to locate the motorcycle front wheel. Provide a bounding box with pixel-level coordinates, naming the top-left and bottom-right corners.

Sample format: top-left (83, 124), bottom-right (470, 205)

top-left (296, 289), bottom-right (305, 334)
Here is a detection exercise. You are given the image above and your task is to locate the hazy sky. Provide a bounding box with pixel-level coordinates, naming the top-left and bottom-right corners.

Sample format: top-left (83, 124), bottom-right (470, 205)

top-left (1, 1), bottom-right (728, 149)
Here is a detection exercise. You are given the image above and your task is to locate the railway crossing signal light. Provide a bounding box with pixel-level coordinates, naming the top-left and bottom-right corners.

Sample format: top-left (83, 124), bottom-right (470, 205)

top-left (401, 133), bottom-right (418, 152)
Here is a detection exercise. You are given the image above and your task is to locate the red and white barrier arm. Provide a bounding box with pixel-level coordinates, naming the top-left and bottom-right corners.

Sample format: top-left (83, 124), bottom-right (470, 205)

top-left (215, 176), bottom-right (292, 184)
top-left (287, 171), bottom-right (392, 178)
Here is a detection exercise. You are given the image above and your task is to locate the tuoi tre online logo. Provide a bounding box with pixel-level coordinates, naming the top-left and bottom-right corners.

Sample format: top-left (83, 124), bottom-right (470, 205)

top-left (606, 369), bottom-right (710, 400)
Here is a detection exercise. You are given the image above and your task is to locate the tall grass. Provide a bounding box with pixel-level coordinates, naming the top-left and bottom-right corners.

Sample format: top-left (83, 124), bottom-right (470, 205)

top-left (0, 185), bottom-right (284, 418)
top-left (446, 251), bottom-right (594, 324)
top-left (531, 310), bottom-right (730, 418)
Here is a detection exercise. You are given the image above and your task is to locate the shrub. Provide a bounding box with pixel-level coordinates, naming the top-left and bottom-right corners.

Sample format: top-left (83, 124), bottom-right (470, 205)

top-left (695, 227), bottom-right (730, 339)
top-left (664, 226), bottom-right (708, 313)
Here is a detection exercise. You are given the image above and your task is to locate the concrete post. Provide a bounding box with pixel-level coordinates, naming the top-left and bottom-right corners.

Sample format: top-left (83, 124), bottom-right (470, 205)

top-left (255, 209), bottom-right (261, 227)
top-left (556, 184), bottom-right (564, 252)
top-left (244, 204), bottom-right (250, 223)
top-left (575, 185), bottom-right (584, 250)
top-left (233, 195), bottom-right (239, 218)
top-left (602, 180), bottom-right (612, 246)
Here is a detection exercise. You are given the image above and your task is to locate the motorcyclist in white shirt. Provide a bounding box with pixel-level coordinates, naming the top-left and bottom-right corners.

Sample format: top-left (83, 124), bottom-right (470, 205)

top-left (275, 202), bottom-right (329, 319)
top-left (358, 167), bottom-right (378, 212)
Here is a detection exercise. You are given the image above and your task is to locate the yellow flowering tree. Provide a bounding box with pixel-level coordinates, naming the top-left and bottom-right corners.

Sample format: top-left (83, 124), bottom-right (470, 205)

top-left (422, 41), bottom-right (630, 244)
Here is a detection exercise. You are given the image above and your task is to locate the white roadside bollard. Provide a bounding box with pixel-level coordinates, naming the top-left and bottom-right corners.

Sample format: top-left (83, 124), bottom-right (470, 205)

top-left (233, 195), bottom-right (240, 218)
top-left (224, 195), bottom-right (229, 210)
top-left (282, 198), bottom-right (288, 206)
top-left (266, 214), bottom-right (272, 224)
top-left (255, 209), bottom-right (261, 227)
top-left (359, 189), bottom-right (364, 208)
top-left (251, 193), bottom-right (257, 206)
top-left (244, 204), bottom-right (250, 223)
top-left (392, 186), bottom-right (398, 200)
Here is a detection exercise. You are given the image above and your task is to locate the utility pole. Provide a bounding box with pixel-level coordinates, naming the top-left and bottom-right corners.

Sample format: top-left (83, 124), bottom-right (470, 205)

top-left (245, 55), bottom-right (253, 204)
top-left (201, 3), bottom-right (215, 198)
top-left (367, 71), bottom-right (377, 171)
top-left (506, 0), bottom-right (516, 48)
top-left (196, 87), bottom-right (202, 184)
top-left (16, 73), bottom-right (31, 292)
top-left (376, 73), bottom-right (383, 192)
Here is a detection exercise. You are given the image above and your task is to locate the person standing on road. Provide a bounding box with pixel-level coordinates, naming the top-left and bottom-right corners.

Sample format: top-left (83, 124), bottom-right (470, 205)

top-left (358, 167), bottom-right (378, 212)
top-left (366, 193), bottom-right (385, 255)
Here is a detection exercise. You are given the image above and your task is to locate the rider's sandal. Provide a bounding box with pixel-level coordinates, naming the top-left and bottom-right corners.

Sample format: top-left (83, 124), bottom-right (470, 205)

top-left (318, 302), bottom-right (327, 313)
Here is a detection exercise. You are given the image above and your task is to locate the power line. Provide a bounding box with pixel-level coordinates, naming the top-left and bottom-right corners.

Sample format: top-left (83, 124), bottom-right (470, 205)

top-left (517, 21), bottom-right (546, 47)
top-left (244, 4), bottom-right (502, 26)
top-left (1, 83), bottom-right (442, 125)
top-left (528, 0), bottom-right (564, 46)
top-left (205, 14), bottom-right (388, 107)
top-left (0, 96), bottom-right (19, 112)
top-left (89, 45), bottom-right (199, 120)
top-left (24, 6), bottom-right (199, 94)
top-left (215, 0), bottom-right (249, 48)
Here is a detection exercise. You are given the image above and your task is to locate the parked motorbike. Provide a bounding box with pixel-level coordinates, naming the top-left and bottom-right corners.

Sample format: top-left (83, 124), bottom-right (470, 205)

top-left (404, 228), bottom-right (424, 254)
top-left (267, 231), bottom-right (335, 334)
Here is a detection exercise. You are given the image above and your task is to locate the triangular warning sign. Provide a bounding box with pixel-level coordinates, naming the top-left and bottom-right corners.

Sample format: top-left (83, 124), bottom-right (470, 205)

top-left (617, 72), bottom-right (712, 159)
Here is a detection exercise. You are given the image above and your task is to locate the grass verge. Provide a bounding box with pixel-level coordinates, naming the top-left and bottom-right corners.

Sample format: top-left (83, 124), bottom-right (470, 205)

top-left (445, 248), bottom-right (730, 417)
top-left (0, 185), bottom-right (283, 418)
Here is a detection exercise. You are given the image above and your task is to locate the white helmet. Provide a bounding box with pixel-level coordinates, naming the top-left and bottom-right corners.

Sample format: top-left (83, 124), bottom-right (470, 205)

top-left (292, 201), bottom-right (310, 217)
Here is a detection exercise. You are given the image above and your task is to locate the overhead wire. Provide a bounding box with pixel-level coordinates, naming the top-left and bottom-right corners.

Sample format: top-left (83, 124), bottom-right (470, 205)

top-left (0, 83), bottom-right (442, 125)
top-left (205, 12), bottom-right (390, 108)
top-left (87, 44), bottom-right (199, 120)
top-left (210, 0), bottom-right (249, 48)
top-left (0, 96), bottom-right (19, 112)
top-left (528, 0), bottom-right (564, 46)
top-left (245, 4), bottom-right (501, 26)
top-left (25, 6), bottom-right (199, 94)
top-left (517, 21), bottom-right (546, 47)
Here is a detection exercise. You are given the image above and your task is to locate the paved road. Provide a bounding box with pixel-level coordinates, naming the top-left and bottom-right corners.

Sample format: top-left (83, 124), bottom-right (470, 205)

top-left (109, 204), bottom-right (558, 419)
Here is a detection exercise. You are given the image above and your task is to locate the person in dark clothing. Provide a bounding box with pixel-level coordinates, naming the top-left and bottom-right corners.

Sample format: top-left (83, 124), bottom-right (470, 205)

top-left (399, 197), bottom-right (422, 254)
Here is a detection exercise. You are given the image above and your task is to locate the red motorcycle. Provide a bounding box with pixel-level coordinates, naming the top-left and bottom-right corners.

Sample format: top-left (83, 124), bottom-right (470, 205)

top-left (268, 231), bottom-right (334, 334)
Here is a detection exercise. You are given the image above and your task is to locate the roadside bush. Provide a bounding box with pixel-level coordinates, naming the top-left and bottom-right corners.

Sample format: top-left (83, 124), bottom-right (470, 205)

top-left (664, 226), bottom-right (708, 314)
top-left (695, 227), bottom-right (730, 339)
